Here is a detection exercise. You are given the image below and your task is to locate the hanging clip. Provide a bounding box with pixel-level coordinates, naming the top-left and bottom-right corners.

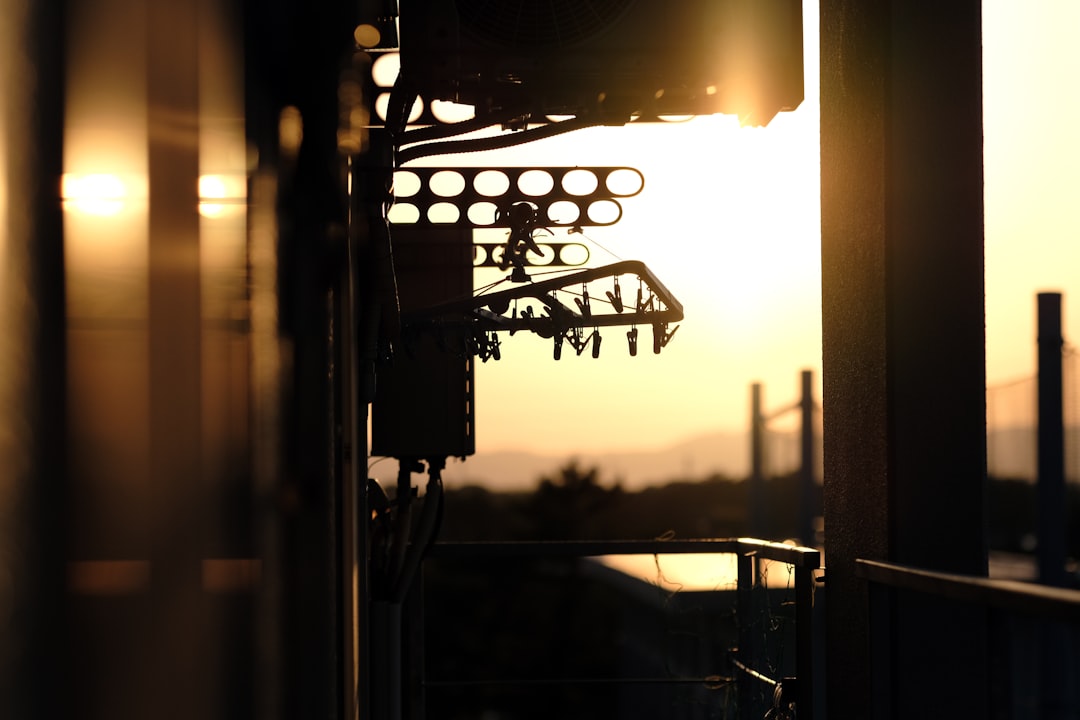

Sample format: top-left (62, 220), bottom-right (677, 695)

top-left (574, 285), bottom-right (591, 318)
top-left (591, 329), bottom-right (602, 359)
top-left (627, 326), bottom-right (638, 357)
top-left (569, 327), bottom-right (589, 356)
top-left (651, 322), bottom-right (679, 354)
top-left (476, 331), bottom-right (500, 362)
top-left (606, 277), bottom-right (623, 313)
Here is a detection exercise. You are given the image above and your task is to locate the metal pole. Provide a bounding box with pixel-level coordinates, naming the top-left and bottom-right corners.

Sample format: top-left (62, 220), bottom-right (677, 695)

top-left (2, 2), bottom-right (69, 716)
top-left (750, 382), bottom-right (765, 538)
top-left (799, 370), bottom-right (816, 547)
top-left (795, 565), bottom-right (815, 720)
top-left (1037, 292), bottom-right (1066, 586)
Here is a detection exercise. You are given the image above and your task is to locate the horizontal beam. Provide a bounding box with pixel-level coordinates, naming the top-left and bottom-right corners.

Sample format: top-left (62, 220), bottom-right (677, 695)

top-left (856, 558), bottom-right (1080, 623)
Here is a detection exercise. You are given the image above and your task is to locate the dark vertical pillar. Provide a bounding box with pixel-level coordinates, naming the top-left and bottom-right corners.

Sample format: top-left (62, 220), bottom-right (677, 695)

top-left (820, 1), bottom-right (987, 717)
top-left (0, 2), bottom-right (69, 718)
top-left (1036, 292), bottom-right (1065, 586)
top-left (799, 369), bottom-right (816, 547)
top-left (749, 382), bottom-right (765, 537)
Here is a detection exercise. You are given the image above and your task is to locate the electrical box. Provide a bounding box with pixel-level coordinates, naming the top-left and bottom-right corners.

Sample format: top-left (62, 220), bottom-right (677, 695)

top-left (370, 225), bottom-right (475, 459)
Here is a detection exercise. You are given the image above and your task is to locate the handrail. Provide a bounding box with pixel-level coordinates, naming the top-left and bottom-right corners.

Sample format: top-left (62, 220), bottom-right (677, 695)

top-left (422, 537), bottom-right (821, 719)
top-left (427, 537), bottom-right (821, 570)
top-left (855, 558), bottom-right (1080, 623)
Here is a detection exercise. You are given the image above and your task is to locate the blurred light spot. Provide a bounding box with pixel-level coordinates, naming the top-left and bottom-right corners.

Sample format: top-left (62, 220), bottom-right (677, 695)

top-left (198, 174), bottom-right (227, 199)
top-left (203, 558), bottom-right (261, 592)
top-left (198, 174), bottom-right (244, 218)
top-left (354, 23), bottom-right (381, 48)
top-left (337, 128), bottom-right (365, 155)
top-left (706, 85), bottom-right (718, 95)
top-left (339, 78), bottom-right (364, 107)
top-left (68, 560), bottom-right (150, 595)
top-left (279, 106), bottom-right (303, 155)
top-left (61, 173), bottom-right (126, 216)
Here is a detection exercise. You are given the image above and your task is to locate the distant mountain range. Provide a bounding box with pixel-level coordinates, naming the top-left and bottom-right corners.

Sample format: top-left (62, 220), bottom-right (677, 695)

top-left (437, 430), bottom-right (752, 492)
top-left (404, 425), bottom-right (1076, 493)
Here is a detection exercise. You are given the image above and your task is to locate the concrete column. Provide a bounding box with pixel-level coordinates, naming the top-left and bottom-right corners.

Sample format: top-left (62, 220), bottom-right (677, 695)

top-left (820, 1), bottom-right (988, 716)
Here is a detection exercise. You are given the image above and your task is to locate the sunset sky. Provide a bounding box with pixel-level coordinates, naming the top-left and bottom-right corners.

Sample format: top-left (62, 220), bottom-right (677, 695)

top-left (52, 1), bottom-right (1080, 466)
top-left (411, 1), bottom-right (1080, 459)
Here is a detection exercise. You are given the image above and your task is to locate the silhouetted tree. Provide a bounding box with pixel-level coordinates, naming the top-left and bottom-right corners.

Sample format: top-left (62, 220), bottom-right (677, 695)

top-left (526, 460), bottom-right (623, 540)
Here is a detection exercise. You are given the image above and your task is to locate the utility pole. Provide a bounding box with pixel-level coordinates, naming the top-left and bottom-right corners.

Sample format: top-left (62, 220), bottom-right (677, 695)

top-left (1037, 292), bottom-right (1066, 586)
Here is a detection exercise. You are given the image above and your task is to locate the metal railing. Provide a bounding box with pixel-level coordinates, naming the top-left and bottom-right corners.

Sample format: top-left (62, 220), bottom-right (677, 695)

top-left (856, 558), bottom-right (1080, 718)
top-left (411, 538), bottom-right (821, 720)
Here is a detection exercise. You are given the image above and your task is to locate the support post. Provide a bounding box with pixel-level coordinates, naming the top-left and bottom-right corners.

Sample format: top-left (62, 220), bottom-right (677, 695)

top-left (820, 1), bottom-right (987, 716)
top-left (799, 369), bottom-right (816, 547)
top-left (1036, 291), bottom-right (1065, 586)
top-left (749, 382), bottom-right (766, 538)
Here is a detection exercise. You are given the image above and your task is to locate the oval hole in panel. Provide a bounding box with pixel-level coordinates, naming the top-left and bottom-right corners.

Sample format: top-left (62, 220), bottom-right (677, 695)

top-left (468, 201), bottom-right (498, 226)
top-left (587, 199), bottom-right (621, 225)
top-left (428, 202), bottom-right (461, 223)
top-left (606, 168), bottom-right (644, 196)
top-left (517, 169), bottom-right (554, 196)
top-left (431, 100), bottom-right (475, 123)
top-left (562, 168), bottom-right (598, 196)
top-left (430, 170), bottom-right (466, 197)
top-left (474, 170), bottom-right (510, 197)
top-left (375, 92), bottom-right (423, 123)
top-left (558, 244), bottom-right (590, 266)
top-left (386, 203), bottom-right (419, 224)
top-left (393, 170), bottom-right (421, 198)
top-left (371, 53), bottom-right (400, 88)
top-left (546, 200), bottom-right (580, 224)
top-left (526, 244), bottom-right (555, 267)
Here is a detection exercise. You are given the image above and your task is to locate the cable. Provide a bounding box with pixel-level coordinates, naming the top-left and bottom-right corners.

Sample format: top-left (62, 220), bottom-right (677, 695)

top-left (392, 457), bottom-right (446, 602)
top-left (395, 117), bottom-right (602, 166)
top-left (397, 111), bottom-right (528, 145)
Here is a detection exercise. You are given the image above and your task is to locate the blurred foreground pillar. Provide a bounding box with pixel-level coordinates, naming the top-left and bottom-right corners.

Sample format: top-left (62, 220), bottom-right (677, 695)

top-left (819, 1), bottom-right (988, 717)
top-left (0, 2), bottom-right (69, 717)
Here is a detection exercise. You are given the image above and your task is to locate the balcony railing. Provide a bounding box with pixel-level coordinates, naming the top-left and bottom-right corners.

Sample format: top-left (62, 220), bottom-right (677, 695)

top-left (856, 558), bottom-right (1080, 718)
top-left (401, 538), bottom-right (822, 720)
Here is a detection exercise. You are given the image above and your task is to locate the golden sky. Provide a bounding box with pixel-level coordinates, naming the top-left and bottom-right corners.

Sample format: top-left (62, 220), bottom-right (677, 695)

top-left (50, 0), bottom-right (1080, 460)
top-left (412, 0), bottom-right (1080, 456)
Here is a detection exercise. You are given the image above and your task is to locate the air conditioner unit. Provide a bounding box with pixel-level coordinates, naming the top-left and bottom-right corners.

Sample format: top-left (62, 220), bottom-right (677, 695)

top-left (399, 0), bottom-right (803, 126)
